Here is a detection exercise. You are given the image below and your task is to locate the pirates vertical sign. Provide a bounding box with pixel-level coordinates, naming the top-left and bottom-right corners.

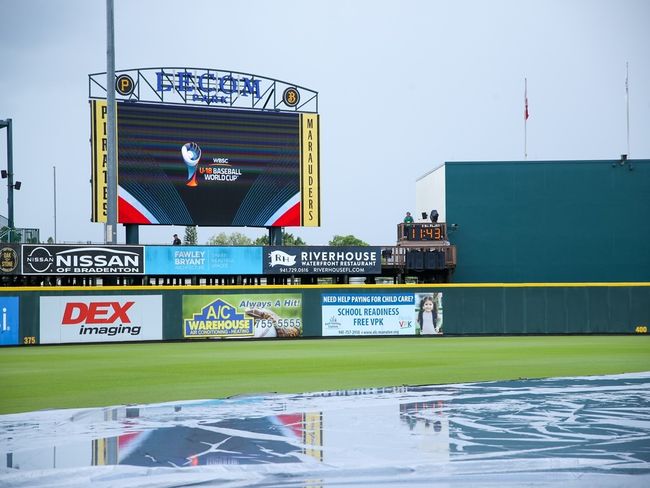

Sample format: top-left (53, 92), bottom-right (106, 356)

top-left (300, 113), bottom-right (320, 226)
top-left (90, 99), bottom-right (108, 222)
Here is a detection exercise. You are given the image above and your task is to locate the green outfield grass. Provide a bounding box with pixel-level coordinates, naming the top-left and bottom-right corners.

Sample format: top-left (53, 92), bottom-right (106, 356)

top-left (1, 336), bottom-right (649, 415)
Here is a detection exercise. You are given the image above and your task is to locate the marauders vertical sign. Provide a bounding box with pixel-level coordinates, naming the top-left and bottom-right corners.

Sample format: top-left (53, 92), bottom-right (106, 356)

top-left (22, 245), bottom-right (144, 275)
top-left (300, 114), bottom-right (320, 226)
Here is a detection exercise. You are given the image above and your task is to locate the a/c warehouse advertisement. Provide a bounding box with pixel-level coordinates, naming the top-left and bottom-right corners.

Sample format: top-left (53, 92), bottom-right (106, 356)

top-left (39, 295), bottom-right (163, 344)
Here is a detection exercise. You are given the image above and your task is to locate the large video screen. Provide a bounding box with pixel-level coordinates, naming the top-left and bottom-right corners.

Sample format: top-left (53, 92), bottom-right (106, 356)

top-left (90, 101), bottom-right (320, 227)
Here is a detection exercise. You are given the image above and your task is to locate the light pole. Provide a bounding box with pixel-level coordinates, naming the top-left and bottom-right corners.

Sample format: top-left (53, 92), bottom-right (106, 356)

top-left (106, 0), bottom-right (117, 244)
top-left (53, 165), bottom-right (57, 243)
top-left (0, 118), bottom-right (21, 234)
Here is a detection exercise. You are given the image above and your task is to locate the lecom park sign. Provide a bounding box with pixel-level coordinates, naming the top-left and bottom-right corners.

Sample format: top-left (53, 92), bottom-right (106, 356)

top-left (22, 245), bottom-right (144, 275)
top-left (88, 67), bottom-right (318, 112)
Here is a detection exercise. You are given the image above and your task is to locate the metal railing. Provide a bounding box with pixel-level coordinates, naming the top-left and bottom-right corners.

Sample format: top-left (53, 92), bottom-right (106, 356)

top-left (0, 227), bottom-right (40, 243)
top-left (381, 245), bottom-right (457, 270)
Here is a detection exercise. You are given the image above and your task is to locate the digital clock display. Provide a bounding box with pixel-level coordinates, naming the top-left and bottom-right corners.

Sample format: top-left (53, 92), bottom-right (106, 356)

top-left (405, 223), bottom-right (445, 241)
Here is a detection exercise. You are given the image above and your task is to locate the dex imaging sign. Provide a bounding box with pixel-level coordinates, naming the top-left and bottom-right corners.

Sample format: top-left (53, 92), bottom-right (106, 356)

top-left (40, 295), bottom-right (162, 344)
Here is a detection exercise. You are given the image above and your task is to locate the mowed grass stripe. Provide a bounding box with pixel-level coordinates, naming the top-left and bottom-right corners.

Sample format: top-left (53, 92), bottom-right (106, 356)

top-left (1, 336), bottom-right (649, 414)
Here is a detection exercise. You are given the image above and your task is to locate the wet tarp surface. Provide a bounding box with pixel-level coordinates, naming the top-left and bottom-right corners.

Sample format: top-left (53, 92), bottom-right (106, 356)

top-left (1, 372), bottom-right (649, 487)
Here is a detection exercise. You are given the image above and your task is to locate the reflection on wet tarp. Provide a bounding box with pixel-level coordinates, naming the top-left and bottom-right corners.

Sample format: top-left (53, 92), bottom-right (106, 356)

top-left (1, 373), bottom-right (649, 487)
top-left (117, 415), bottom-right (313, 467)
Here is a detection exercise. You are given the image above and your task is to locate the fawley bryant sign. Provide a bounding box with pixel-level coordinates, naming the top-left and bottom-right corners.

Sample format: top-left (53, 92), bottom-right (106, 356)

top-left (264, 247), bottom-right (382, 275)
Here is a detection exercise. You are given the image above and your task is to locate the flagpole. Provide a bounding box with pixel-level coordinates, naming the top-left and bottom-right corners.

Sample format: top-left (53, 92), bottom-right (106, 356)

top-left (625, 62), bottom-right (630, 156)
top-left (524, 78), bottom-right (528, 159)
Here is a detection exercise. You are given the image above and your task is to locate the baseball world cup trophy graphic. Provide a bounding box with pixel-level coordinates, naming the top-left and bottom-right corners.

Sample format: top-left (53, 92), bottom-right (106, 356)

top-left (181, 142), bottom-right (202, 187)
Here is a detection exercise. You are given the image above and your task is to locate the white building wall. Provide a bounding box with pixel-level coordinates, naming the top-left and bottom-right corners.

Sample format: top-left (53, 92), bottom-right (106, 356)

top-left (415, 164), bottom-right (446, 222)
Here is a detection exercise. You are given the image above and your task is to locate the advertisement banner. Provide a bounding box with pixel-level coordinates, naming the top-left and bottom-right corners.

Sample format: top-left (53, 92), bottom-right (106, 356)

top-left (40, 295), bottom-right (163, 344)
top-left (0, 245), bottom-right (20, 275)
top-left (264, 247), bottom-right (381, 275)
top-left (22, 245), bottom-right (144, 275)
top-left (145, 246), bottom-right (262, 275)
top-left (321, 293), bottom-right (417, 336)
top-left (414, 292), bottom-right (444, 336)
top-left (182, 293), bottom-right (302, 339)
top-left (0, 296), bottom-right (19, 346)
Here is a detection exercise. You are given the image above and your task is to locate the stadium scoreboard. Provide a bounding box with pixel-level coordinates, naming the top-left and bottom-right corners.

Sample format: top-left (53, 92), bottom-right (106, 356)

top-left (90, 67), bottom-right (319, 228)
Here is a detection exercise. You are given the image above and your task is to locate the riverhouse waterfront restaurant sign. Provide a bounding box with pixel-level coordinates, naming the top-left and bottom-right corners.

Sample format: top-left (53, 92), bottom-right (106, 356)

top-left (264, 247), bottom-right (382, 275)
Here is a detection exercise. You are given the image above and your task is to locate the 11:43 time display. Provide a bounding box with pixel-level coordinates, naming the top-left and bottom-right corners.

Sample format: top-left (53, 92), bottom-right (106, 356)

top-left (405, 223), bottom-right (446, 241)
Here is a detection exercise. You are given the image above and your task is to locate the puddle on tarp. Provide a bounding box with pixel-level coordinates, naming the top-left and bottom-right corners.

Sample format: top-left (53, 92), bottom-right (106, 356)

top-left (1, 373), bottom-right (649, 487)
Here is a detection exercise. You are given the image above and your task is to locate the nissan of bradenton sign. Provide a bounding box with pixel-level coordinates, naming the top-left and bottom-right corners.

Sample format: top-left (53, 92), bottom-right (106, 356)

top-left (22, 245), bottom-right (144, 275)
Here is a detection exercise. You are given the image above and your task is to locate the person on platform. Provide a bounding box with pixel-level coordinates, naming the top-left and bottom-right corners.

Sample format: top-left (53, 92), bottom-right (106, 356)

top-left (417, 295), bottom-right (440, 335)
top-left (172, 234), bottom-right (182, 245)
top-left (403, 211), bottom-right (414, 238)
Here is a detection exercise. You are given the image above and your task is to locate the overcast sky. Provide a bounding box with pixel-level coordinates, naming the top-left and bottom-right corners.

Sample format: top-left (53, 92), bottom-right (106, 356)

top-left (0, 0), bottom-right (648, 246)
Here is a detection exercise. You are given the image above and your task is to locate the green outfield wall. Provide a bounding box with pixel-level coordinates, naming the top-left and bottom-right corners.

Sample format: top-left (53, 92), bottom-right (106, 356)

top-left (1, 283), bottom-right (648, 346)
top-left (444, 159), bottom-right (650, 283)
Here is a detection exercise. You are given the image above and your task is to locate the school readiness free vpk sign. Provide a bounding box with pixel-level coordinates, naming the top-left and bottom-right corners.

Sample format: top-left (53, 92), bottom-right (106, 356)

top-left (89, 68), bottom-right (320, 228)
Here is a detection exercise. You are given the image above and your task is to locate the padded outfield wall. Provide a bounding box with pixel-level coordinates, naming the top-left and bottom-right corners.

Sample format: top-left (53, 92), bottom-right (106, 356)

top-left (1, 283), bottom-right (648, 346)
